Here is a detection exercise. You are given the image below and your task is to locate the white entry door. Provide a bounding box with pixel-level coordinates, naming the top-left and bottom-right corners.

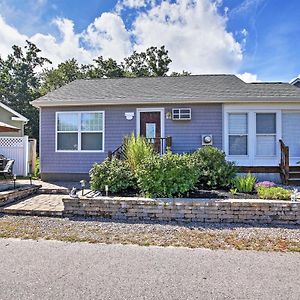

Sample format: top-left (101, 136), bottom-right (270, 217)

top-left (282, 112), bottom-right (300, 161)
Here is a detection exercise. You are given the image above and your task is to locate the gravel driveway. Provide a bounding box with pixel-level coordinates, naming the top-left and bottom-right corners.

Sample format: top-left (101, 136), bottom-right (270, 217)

top-left (0, 215), bottom-right (299, 251)
top-left (0, 238), bottom-right (299, 300)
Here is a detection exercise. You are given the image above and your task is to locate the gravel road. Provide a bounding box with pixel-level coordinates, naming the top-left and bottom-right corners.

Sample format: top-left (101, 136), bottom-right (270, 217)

top-left (0, 238), bottom-right (299, 300)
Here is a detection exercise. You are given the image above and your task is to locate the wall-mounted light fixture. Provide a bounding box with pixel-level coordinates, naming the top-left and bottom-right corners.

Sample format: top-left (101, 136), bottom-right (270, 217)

top-left (125, 112), bottom-right (134, 120)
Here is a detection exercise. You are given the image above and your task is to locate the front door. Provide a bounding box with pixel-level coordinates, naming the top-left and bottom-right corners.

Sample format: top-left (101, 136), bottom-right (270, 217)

top-left (140, 111), bottom-right (161, 153)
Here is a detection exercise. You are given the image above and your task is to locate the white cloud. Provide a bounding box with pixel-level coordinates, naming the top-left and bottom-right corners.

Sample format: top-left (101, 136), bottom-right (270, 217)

top-left (0, 15), bottom-right (27, 57)
top-left (30, 18), bottom-right (92, 66)
top-left (122, 0), bottom-right (148, 9)
top-left (132, 0), bottom-right (243, 74)
top-left (237, 72), bottom-right (260, 83)
top-left (230, 0), bottom-right (265, 16)
top-left (0, 12), bottom-right (131, 66)
top-left (82, 12), bottom-right (132, 62)
top-left (0, 0), bottom-right (245, 75)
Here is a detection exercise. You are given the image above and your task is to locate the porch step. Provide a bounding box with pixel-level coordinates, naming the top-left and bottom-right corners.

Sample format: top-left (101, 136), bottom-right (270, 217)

top-left (289, 166), bottom-right (300, 172)
top-left (288, 171), bottom-right (300, 179)
top-left (287, 178), bottom-right (300, 186)
top-left (288, 166), bottom-right (300, 185)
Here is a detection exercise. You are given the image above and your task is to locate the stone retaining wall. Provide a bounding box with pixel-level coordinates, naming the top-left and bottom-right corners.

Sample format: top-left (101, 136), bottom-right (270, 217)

top-left (63, 197), bottom-right (300, 225)
top-left (0, 185), bottom-right (41, 207)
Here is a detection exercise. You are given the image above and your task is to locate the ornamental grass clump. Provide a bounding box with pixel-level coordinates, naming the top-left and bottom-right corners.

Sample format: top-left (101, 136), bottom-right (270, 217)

top-left (89, 157), bottom-right (135, 193)
top-left (124, 133), bottom-right (155, 174)
top-left (232, 173), bottom-right (256, 193)
top-left (256, 186), bottom-right (292, 200)
top-left (136, 151), bottom-right (199, 198)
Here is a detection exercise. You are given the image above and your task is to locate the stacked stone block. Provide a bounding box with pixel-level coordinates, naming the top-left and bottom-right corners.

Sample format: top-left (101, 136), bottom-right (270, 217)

top-left (63, 197), bottom-right (300, 225)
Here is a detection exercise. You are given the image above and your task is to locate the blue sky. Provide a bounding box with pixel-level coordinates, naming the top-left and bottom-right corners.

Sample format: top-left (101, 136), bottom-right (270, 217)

top-left (0, 0), bottom-right (299, 82)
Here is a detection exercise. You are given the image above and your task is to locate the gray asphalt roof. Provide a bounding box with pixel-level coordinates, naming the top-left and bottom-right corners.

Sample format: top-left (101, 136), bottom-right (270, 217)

top-left (31, 75), bottom-right (300, 107)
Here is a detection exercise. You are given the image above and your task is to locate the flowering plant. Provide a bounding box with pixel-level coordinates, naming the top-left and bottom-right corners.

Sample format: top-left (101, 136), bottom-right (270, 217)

top-left (255, 181), bottom-right (276, 188)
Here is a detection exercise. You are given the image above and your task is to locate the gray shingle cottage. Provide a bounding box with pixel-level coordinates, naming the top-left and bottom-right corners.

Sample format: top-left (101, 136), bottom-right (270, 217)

top-left (31, 75), bottom-right (300, 184)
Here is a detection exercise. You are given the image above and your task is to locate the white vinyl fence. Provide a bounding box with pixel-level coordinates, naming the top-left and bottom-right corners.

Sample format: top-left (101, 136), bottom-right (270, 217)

top-left (0, 136), bottom-right (29, 176)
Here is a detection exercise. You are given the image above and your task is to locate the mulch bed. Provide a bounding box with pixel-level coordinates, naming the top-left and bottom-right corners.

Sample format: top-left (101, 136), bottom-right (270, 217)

top-left (105, 188), bottom-right (259, 199)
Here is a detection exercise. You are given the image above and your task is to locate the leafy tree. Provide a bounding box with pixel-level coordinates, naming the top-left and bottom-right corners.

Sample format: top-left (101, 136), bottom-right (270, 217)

top-left (0, 41), bottom-right (51, 138)
top-left (92, 56), bottom-right (124, 78)
top-left (124, 46), bottom-right (172, 77)
top-left (170, 70), bottom-right (191, 76)
top-left (123, 51), bottom-right (150, 77)
top-left (41, 58), bottom-right (83, 93)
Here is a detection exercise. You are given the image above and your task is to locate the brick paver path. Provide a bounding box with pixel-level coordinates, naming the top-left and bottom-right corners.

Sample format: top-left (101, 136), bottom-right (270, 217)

top-left (2, 194), bottom-right (65, 216)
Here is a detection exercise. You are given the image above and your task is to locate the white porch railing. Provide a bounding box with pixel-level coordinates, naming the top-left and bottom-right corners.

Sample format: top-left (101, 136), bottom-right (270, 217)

top-left (0, 136), bottom-right (29, 176)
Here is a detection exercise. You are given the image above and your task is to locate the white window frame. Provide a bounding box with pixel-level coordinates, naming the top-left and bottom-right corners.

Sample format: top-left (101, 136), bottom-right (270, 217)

top-left (224, 106), bottom-right (281, 166)
top-left (227, 112), bottom-right (249, 156)
top-left (55, 111), bottom-right (105, 153)
top-left (172, 108), bottom-right (191, 120)
top-left (255, 112), bottom-right (277, 157)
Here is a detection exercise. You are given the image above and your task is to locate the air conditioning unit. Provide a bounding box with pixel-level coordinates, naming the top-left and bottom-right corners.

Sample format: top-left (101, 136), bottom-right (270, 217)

top-left (202, 134), bottom-right (213, 146)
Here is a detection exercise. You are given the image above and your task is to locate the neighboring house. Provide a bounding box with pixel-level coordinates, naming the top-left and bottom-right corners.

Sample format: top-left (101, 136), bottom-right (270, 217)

top-left (0, 103), bottom-right (35, 176)
top-left (290, 77), bottom-right (300, 88)
top-left (31, 75), bottom-right (300, 183)
top-left (0, 102), bottom-right (28, 137)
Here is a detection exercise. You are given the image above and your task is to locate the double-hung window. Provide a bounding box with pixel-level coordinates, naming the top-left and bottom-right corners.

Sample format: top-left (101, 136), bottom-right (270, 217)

top-left (56, 112), bottom-right (104, 152)
top-left (256, 113), bottom-right (276, 156)
top-left (228, 113), bottom-right (248, 155)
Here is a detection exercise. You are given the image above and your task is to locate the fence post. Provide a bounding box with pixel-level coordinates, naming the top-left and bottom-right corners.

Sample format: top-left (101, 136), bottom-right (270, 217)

top-left (24, 136), bottom-right (29, 176)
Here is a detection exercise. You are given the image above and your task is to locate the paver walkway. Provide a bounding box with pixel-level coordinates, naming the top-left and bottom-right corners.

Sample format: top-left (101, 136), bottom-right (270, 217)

top-left (1, 194), bottom-right (65, 216)
top-left (0, 179), bottom-right (85, 192)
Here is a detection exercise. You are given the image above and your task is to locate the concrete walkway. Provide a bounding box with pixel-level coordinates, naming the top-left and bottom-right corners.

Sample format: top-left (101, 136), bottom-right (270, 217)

top-left (0, 238), bottom-right (299, 300)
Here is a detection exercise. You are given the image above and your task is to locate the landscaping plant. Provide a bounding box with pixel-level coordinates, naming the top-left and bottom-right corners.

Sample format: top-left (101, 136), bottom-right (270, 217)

top-left (192, 146), bottom-right (237, 189)
top-left (256, 186), bottom-right (292, 200)
top-left (124, 133), bottom-right (155, 173)
top-left (89, 157), bottom-right (135, 193)
top-left (255, 181), bottom-right (276, 188)
top-left (136, 151), bottom-right (199, 198)
top-left (232, 173), bottom-right (256, 193)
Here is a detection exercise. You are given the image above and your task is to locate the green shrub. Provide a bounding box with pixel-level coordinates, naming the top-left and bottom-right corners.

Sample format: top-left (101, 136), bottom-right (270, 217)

top-left (124, 133), bottom-right (155, 173)
top-left (136, 151), bottom-right (199, 198)
top-left (89, 157), bottom-right (135, 193)
top-left (192, 146), bottom-right (237, 189)
top-left (257, 186), bottom-right (292, 200)
top-left (34, 157), bottom-right (40, 178)
top-left (232, 173), bottom-right (256, 193)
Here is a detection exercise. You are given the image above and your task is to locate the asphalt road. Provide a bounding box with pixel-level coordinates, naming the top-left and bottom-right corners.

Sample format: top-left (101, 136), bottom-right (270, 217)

top-left (0, 239), bottom-right (299, 300)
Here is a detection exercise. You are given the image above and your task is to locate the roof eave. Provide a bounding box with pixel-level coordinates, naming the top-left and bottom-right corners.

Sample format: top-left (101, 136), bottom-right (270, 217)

top-left (0, 102), bottom-right (29, 122)
top-left (31, 97), bottom-right (300, 108)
